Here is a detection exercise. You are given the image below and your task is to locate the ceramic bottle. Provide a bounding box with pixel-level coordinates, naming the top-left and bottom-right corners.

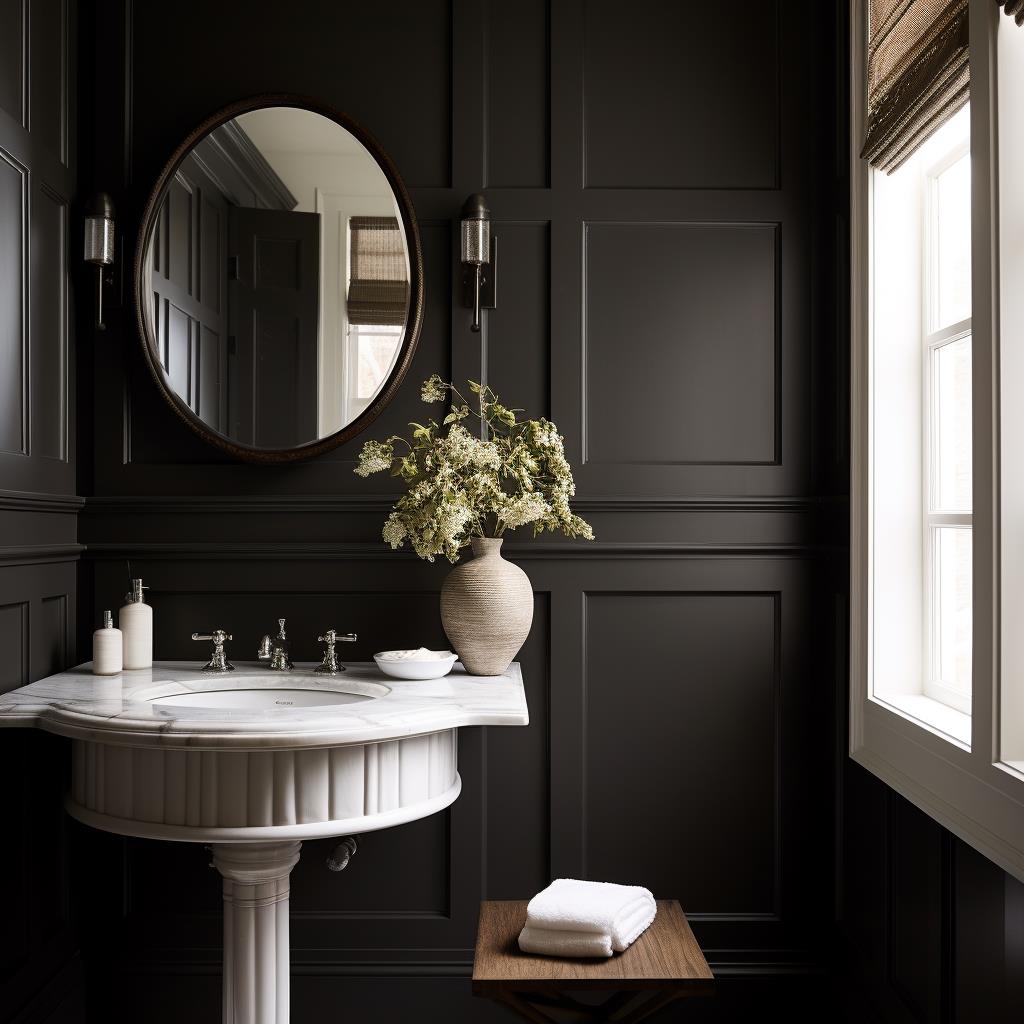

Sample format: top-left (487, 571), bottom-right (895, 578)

top-left (120, 578), bottom-right (152, 670)
top-left (92, 610), bottom-right (123, 675)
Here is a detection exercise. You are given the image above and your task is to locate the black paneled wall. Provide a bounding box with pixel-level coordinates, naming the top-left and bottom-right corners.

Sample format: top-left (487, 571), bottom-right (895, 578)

top-left (73, 1), bottom-right (843, 1021)
top-left (839, 764), bottom-right (1024, 1023)
top-left (0, 0), bottom-right (83, 1020)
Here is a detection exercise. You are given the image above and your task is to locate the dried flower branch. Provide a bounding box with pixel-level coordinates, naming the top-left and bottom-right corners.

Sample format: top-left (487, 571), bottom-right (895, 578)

top-left (354, 375), bottom-right (594, 562)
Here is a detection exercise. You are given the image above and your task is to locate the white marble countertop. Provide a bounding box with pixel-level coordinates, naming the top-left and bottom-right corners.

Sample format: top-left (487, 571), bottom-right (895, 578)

top-left (0, 661), bottom-right (528, 750)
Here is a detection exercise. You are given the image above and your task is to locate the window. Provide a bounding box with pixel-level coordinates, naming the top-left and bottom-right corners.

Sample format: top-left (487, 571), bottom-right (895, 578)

top-left (851, 0), bottom-right (1024, 885)
top-left (868, 106), bottom-right (973, 745)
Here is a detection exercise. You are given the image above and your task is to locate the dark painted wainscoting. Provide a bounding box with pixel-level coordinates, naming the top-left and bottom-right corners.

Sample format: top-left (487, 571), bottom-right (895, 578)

top-left (0, 1), bottom-right (83, 1021)
top-left (73, 0), bottom-right (844, 1021)
top-left (839, 765), bottom-right (1024, 1023)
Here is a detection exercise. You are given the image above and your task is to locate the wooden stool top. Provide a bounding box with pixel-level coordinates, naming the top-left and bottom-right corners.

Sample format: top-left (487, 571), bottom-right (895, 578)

top-left (472, 900), bottom-right (714, 994)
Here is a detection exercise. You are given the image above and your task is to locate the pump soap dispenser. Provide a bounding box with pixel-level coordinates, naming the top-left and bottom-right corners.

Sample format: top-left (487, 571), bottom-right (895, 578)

top-left (92, 610), bottom-right (123, 675)
top-left (120, 578), bottom-right (152, 670)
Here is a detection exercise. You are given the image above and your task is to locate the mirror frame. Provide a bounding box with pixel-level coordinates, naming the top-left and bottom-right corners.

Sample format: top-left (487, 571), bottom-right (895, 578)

top-left (133, 93), bottom-right (424, 463)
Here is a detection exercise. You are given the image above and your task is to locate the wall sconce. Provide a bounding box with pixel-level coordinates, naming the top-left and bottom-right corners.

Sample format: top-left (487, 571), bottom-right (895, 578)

top-left (84, 192), bottom-right (115, 331)
top-left (460, 193), bottom-right (496, 333)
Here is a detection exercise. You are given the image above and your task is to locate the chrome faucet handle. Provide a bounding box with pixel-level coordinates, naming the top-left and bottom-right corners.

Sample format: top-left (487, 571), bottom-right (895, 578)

top-left (315, 629), bottom-right (357, 675)
top-left (192, 630), bottom-right (234, 673)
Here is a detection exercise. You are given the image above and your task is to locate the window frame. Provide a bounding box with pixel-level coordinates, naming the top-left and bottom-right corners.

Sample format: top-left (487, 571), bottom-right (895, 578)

top-left (850, 0), bottom-right (1024, 884)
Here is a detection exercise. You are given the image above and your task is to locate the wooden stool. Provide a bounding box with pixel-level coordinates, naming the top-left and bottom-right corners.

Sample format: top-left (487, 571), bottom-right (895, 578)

top-left (472, 900), bottom-right (714, 1023)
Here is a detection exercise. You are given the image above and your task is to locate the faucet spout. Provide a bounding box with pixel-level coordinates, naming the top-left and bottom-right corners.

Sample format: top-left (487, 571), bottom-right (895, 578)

top-left (258, 618), bottom-right (293, 671)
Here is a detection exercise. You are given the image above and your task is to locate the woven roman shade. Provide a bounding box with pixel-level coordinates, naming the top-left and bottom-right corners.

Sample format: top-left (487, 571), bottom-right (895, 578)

top-left (861, 0), bottom-right (969, 173)
top-left (999, 1), bottom-right (1024, 26)
top-left (347, 216), bottom-right (409, 326)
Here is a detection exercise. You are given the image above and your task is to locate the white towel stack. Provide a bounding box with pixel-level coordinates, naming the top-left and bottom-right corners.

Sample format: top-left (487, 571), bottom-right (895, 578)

top-left (517, 879), bottom-right (657, 958)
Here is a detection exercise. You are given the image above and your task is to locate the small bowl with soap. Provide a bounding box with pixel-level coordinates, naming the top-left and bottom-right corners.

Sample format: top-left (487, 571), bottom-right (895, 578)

top-left (373, 647), bottom-right (458, 680)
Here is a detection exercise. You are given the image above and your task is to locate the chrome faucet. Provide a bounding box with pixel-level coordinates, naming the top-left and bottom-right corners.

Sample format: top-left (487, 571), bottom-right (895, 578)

top-left (314, 628), bottom-right (357, 675)
top-left (258, 618), bottom-right (293, 671)
top-left (193, 629), bottom-right (234, 672)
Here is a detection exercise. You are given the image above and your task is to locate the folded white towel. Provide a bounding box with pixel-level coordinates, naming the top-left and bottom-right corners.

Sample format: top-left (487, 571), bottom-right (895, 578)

top-left (517, 926), bottom-right (613, 958)
top-left (526, 879), bottom-right (656, 945)
top-left (518, 879), bottom-right (657, 958)
top-left (605, 898), bottom-right (658, 951)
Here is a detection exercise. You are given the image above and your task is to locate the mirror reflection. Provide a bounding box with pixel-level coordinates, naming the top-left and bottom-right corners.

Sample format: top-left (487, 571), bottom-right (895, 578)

top-left (143, 106), bottom-right (411, 449)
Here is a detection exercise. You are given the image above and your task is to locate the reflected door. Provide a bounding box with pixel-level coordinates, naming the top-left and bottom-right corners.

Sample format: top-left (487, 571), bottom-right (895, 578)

top-left (227, 207), bottom-right (320, 448)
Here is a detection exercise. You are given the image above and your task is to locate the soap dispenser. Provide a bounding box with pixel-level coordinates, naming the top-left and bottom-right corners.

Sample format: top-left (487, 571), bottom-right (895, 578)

top-left (92, 610), bottom-right (123, 675)
top-left (120, 578), bottom-right (152, 669)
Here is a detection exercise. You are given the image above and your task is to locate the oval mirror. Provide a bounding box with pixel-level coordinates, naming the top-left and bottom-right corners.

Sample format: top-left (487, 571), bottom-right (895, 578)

top-left (134, 96), bottom-right (423, 462)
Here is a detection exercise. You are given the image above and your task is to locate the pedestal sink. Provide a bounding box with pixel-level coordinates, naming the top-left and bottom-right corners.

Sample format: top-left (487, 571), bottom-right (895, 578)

top-left (0, 661), bottom-right (528, 1023)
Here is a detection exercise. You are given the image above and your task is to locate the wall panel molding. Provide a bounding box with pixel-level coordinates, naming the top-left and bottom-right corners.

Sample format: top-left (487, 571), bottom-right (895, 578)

top-left (0, 145), bottom-right (28, 457)
top-left (582, 220), bottom-right (781, 469)
top-left (0, 0), bottom-right (28, 128)
top-left (0, 569), bottom-right (78, 1016)
top-left (0, 543), bottom-right (84, 567)
top-left (581, 589), bottom-right (783, 919)
top-left (32, 181), bottom-right (70, 463)
top-left (581, 0), bottom-right (781, 191)
top-left (83, 494), bottom-right (829, 514)
top-left (0, 0), bottom-right (76, 494)
top-left (0, 599), bottom-right (29, 693)
top-left (841, 764), bottom-right (1024, 1022)
top-left (0, 4), bottom-right (80, 1016)
top-left (0, 488), bottom-right (84, 512)
top-left (483, 0), bottom-right (550, 189)
top-left (83, 541), bottom-right (825, 561)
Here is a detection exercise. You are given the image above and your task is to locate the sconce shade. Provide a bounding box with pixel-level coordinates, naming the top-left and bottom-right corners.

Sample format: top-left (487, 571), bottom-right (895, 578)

top-left (84, 192), bottom-right (116, 266)
top-left (460, 192), bottom-right (490, 266)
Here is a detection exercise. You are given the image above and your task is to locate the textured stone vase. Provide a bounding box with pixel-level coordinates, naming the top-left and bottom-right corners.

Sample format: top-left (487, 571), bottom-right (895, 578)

top-left (440, 537), bottom-right (534, 676)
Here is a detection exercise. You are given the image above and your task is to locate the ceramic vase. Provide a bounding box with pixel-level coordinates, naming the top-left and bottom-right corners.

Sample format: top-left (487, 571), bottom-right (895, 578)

top-left (440, 537), bottom-right (533, 676)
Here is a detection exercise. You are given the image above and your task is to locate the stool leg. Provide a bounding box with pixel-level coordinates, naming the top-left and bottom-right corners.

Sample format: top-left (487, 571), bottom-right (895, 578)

top-left (497, 992), bottom-right (564, 1023)
top-left (614, 990), bottom-right (682, 1024)
top-left (531, 991), bottom-right (609, 1018)
top-left (594, 991), bottom-right (639, 1020)
top-left (493, 990), bottom-right (678, 1024)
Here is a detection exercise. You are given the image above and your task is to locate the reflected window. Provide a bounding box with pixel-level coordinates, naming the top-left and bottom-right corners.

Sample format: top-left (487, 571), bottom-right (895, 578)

top-left (347, 322), bottom-right (403, 417)
top-left (339, 216), bottom-right (407, 423)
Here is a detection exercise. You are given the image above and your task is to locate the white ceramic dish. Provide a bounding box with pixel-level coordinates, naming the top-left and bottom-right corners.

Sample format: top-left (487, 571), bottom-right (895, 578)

top-left (373, 650), bottom-right (458, 680)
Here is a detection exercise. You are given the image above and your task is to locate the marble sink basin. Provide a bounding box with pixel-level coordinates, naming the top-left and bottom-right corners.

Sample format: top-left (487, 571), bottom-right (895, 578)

top-left (0, 660), bottom-right (528, 843)
top-left (137, 675), bottom-right (389, 711)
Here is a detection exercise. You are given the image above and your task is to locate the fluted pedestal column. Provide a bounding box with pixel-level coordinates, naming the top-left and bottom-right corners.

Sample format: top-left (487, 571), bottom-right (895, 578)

top-left (212, 841), bottom-right (302, 1024)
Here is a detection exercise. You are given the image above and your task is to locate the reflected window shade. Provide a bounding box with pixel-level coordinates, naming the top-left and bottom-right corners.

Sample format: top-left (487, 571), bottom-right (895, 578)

top-left (999, 0), bottom-right (1024, 27)
top-left (347, 216), bottom-right (409, 326)
top-left (861, 0), bottom-right (969, 173)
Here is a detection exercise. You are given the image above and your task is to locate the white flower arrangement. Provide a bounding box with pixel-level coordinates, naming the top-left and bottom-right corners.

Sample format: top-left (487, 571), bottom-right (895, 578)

top-left (355, 375), bottom-right (594, 562)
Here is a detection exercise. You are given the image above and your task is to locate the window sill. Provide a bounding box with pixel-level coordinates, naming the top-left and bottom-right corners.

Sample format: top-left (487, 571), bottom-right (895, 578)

top-left (872, 692), bottom-right (971, 748)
